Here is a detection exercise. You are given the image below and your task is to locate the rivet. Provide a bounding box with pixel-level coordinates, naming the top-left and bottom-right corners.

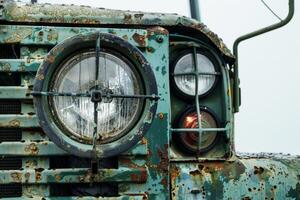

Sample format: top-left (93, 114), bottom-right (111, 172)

top-left (158, 113), bottom-right (164, 120)
top-left (156, 36), bottom-right (164, 43)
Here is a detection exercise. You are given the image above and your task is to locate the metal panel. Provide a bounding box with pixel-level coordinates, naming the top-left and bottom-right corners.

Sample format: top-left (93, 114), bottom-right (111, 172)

top-left (170, 155), bottom-right (300, 199)
top-left (0, 59), bottom-right (41, 72)
top-left (0, 115), bottom-right (38, 128)
top-left (0, 25), bottom-right (149, 48)
top-left (7, 196), bottom-right (145, 200)
top-left (0, 86), bottom-right (31, 99)
top-left (0, 141), bottom-right (147, 156)
top-left (0, 167), bottom-right (148, 184)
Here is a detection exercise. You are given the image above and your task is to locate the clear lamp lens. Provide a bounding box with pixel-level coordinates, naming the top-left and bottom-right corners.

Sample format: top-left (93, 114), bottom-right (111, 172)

top-left (174, 53), bottom-right (216, 96)
top-left (51, 51), bottom-right (143, 144)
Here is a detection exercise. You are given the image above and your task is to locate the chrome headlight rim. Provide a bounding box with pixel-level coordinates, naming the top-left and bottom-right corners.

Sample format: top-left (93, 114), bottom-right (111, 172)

top-left (33, 32), bottom-right (158, 158)
top-left (171, 48), bottom-right (220, 99)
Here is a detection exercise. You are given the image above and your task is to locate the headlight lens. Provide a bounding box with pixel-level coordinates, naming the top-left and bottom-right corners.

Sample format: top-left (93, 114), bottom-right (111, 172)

top-left (50, 50), bottom-right (143, 144)
top-left (174, 52), bottom-right (216, 96)
top-left (176, 108), bottom-right (218, 153)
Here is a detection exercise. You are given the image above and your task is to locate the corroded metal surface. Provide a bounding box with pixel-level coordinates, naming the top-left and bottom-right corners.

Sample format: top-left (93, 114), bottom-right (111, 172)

top-left (1, 1), bottom-right (234, 61)
top-left (0, 167), bottom-right (148, 183)
top-left (171, 155), bottom-right (300, 199)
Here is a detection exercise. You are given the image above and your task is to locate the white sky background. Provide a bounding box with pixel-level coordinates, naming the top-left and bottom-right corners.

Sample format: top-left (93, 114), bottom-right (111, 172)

top-left (36, 0), bottom-right (300, 155)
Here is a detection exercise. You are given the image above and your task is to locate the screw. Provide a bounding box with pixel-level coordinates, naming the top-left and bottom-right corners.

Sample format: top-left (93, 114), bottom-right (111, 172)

top-left (156, 36), bottom-right (164, 43)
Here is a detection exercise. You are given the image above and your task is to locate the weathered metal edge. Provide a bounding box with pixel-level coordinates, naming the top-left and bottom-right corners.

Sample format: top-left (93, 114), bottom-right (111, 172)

top-left (1, 1), bottom-right (234, 62)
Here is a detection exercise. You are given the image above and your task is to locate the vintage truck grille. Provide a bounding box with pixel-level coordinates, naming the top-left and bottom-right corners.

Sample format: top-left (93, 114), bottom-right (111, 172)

top-left (0, 26), bottom-right (155, 199)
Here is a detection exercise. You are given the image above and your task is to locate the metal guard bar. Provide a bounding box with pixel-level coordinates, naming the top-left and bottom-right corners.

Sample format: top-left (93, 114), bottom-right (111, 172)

top-left (171, 42), bottom-right (230, 155)
top-left (30, 91), bottom-right (160, 101)
top-left (233, 0), bottom-right (295, 112)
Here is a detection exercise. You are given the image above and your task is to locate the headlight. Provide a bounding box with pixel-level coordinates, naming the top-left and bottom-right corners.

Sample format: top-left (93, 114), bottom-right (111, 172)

top-left (50, 50), bottom-right (143, 144)
top-left (33, 32), bottom-right (158, 158)
top-left (173, 51), bottom-right (218, 97)
top-left (173, 107), bottom-right (219, 154)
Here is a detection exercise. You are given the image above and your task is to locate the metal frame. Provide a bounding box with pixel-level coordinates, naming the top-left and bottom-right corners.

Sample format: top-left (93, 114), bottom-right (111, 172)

top-left (32, 32), bottom-right (159, 158)
top-left (233, 0), bottom-right (295, 112)
top-left (170, 34), bottom-right (232, 158)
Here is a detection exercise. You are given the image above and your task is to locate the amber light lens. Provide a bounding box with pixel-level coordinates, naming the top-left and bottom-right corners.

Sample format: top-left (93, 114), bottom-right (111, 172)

top-left (178, 109), bottom-right (218, 153)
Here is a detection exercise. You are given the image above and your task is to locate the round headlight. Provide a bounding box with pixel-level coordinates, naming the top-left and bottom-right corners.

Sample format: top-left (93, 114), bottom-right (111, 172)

top-left (173, 51), bottom-right (217, 97)
top-left (33, 32), bottom-right (158, 158)
top-left (173, 107), bottom-right (219, 154)
top-left (50, 50), bottom-right (143, 144)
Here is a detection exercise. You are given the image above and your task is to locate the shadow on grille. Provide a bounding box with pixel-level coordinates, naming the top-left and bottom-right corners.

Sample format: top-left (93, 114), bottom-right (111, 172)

top-left (0, 44), bottom-right (20, 59)
top-left (0, 100), bottom-right (21, 114)
top-left (50, 183), bottom-right (118, 197)
top-left (0, 157), bottom-right (22, 170)
top-left (50, 156), bottom-right (118, 169)
top-left (0, 128), bottom-right (22, 142)
top-left (0, 184), bottom-right (22, 198)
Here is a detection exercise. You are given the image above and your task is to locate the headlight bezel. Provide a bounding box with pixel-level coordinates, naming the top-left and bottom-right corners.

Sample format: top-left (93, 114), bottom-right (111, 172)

top-left (33, 32), bottom-right (158, 158)
top-left (171, 48), bottom-right (220, 99)
top-left (48, 48), bottom-right (145, 145)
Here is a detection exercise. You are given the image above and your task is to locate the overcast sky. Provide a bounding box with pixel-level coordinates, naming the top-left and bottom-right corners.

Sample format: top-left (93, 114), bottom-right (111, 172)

top-left (36, 0), bottom-right (300, 155)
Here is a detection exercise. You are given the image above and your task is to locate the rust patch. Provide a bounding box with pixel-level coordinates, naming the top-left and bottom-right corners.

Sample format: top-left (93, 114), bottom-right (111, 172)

top-left (25, 159), bottom-right (38, 168)
top-left (170, 165), bottom-right (180, 184)
top-left (190, 169), bottom-right (202, 176)
top-left (161, 176), bottom-right (168, 188)
top-left (130, 168), bottom-right (148, 182)
top-left (254, 166), bottom-right (265, 175)
top-left (36, 74), bottom-right (44, 80)
top-left (124, 14), bottom-right (132, 24)
top-left (46, 55), bottom-right (55, 63)
top-left (11, 172), bottom-right (22, 183)
top-left (54, 174), bottom-right (61, 182)
top-left (24, 143), bottom-right (39, 155)
top-left (132, 33), bottom-right (146, 47)
top-left (147, 26), bottom-right (169, 36)
top-left (157, 144), bottom-right (169, 172)
top-left (158, 113), bottom-right (164, 120)
top-left (141, 137), bottom-right (148, 145)
top-left (35, 168), bottom-right (44, 182)
top-left (134, 13), bottom-right (144, 21)
top-left (8, 119), bottom-right (20, 127)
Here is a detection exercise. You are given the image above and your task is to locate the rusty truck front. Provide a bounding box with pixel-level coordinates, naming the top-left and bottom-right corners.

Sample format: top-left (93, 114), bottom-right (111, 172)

top-left (0, 0), bottom-right (299, 199)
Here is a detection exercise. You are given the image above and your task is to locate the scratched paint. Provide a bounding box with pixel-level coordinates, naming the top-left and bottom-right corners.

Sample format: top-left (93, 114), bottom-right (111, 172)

top-left (0, 1), bottom-right (298, 199)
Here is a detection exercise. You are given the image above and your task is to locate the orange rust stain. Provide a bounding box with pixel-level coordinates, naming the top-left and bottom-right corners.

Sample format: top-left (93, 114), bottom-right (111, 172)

top-left (132, 33), bottom-right (146, 47)
top-left (141, 137), bottom-right (148, 145)
top-left (157, 144), bottom-right (169, 172)
top-left (54, 174), bottom-right (61, 182)
top-left (170, 166), bottom-right (180, 184)
top-left (130, 168), bottom-right (148, 182)
top-left (158, 113), bottom-right (164, 120)
top-left (25, 159), bottom-right (37, 168)
top-left (11, 172), bottom-right (22, 183)
top-left (35, 168), bottom-right (44, 182)
top-left (8, 119), bottom-right (20, 127)
top-left (24, 143), bottom-right (39, 155)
